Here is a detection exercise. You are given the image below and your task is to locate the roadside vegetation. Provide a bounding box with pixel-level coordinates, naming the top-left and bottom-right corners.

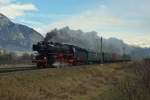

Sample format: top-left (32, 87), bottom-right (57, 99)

top-left (0, 52), bottom-right (32, 65)
top-left (98, 61), bottom-right (150, 100)
top-left (0, 61), bottom-right (149, 100)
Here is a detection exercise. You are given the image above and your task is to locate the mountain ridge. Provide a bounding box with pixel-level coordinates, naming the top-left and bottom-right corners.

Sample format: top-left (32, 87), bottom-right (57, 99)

top-left (0, 13), bottom-right (149, 59)
top-left (0, 13), bottom-right (44, 51)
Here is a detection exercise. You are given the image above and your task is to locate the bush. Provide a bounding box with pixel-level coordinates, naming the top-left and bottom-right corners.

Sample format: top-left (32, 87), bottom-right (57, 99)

top-left (109, 61), bottom-right (150, 100)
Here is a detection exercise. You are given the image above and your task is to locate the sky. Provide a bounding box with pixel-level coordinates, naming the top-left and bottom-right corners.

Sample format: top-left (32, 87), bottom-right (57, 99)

top-left (0, 0), bottom-right (150, 47)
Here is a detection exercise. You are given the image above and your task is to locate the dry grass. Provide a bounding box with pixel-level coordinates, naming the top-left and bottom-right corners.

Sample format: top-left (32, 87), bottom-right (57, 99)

top-left (98, 61), bottom-right (150, 100)
top-left (0, 63), bottom-right (132, 100)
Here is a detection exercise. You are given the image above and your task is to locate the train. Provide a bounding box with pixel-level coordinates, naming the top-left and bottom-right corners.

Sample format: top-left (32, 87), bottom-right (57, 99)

top-left (32, 41), bottom-right (131, 68)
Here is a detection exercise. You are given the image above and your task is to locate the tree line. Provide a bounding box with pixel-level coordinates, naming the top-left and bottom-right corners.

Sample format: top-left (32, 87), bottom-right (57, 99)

top-left (0, 52), bottom-right (32, 65)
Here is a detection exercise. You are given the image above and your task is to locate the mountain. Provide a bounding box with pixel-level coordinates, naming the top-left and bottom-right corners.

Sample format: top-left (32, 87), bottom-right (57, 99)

top-left (131, 47), bottom-right (150, 60)
top-left (0, 13), bottom-right (148, 59)
top-left (0, 13), bottom-right (44, 51)
top-left (45, 27), bottom-right (150, 59)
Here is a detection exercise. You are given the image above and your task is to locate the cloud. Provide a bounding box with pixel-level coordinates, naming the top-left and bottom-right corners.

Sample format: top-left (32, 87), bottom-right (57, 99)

top-left (0, 0), bottom-right (38, 19)
top-left (0, 0), bottom-right (148, 47)
top-left (36, 1), bottom-right (150, 34)
top-left (35, 6), bottom-right (146, 36)
top-left (35, 0), bottom-right (150, 47)
top-left (35, 6), bottom-right (123, 35)
top-left (102, 32), bottom-right (150, 48)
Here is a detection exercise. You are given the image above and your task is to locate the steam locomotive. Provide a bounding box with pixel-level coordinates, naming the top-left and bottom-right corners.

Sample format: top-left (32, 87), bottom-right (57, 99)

top-left (32, 41), bottom-right (130, 68)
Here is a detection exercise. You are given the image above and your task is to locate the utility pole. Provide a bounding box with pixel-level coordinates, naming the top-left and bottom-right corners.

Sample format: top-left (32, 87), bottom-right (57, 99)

top-left (100, 37), bottom-right (103, 64)
top-left (123, 47), bottom-right (125, 62)
top-left (96, 38), bottom-right (99, 58)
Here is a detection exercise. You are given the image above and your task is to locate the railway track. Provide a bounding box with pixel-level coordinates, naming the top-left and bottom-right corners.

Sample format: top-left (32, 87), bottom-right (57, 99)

top-left (0, 62), bottom-right (132, 74)
top-left (0, 66), bottom-right (38, 74)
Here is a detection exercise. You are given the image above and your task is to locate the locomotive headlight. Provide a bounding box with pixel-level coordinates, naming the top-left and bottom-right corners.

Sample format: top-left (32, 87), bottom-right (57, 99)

top-left (44, 57), bottom-right (47, 60)
top-left (32, 53), bottom-right (38, 60)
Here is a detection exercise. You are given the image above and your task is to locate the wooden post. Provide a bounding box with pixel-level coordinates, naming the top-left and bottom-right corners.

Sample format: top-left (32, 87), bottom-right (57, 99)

top-left (100, 37), bottom-right (103, 64)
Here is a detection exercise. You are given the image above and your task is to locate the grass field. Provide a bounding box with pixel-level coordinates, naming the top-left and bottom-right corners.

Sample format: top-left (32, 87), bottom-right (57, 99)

top-left (0, 62), bottom-right (149, 100)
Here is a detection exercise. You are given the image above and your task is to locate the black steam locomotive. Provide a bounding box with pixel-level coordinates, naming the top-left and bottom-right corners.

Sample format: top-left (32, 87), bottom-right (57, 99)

top-left (32, 41), bottom-right (130, 68)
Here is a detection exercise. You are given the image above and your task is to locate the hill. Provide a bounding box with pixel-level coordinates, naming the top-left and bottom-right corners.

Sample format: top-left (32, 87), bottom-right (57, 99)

top-left (0, 13), bottom-right (149, 59)
top-left (0, 13), bottom-right (44, 51)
